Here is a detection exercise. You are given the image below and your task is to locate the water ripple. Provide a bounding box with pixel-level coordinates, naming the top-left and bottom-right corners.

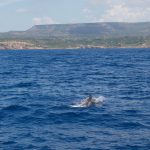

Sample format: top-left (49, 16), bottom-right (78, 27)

top-left (0, 49), bottom-right (150, 150)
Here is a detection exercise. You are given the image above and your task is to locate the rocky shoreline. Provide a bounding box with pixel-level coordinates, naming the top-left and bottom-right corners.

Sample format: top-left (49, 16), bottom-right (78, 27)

top-left (0, 40), bottom-right (149, 50)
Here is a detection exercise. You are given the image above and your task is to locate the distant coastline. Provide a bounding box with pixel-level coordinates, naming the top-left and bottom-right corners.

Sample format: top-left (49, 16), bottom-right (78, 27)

top-left (0, 40), bottom-right (149, 50)
top-left (0, 22), bottom-right (150, 50)
top-left (0, 42), bottom-right (149, 50)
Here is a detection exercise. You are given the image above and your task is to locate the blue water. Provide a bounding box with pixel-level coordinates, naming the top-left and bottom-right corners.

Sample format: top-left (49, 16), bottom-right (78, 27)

top-left (0, 48), bottom-right (150, 150)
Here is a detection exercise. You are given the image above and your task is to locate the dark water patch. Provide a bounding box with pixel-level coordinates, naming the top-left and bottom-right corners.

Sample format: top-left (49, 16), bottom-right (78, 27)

top-left (117, 121), bottom-right (148, 130)
top-left (15, 82), bottom-right (35, 88)
top-left (32, 136), bottom-right (47, 143)
top-left (0, 71), bottom-right (12, 75)
top-left (0, 82), bottom-right (38, 90)
top-left (80, 148), bottom-right (103, 150)
top-left (114, 145), bottom-right (149, 150)
top-left (23, 144), bottom-right (39, 150)
top-left (31, 109), bottom-right (47, 117)
top-left (82, 113), bottom-right (119, 127)
top-left (2, 105), bottom-right (30, 112)
top-left (17, 115), bottom-right (46, 125)
top-left (2, 141), bottom-right (17, 145)
top-left (122, 109), bottom-right (142, 117)
top-left (47, 111), bottom-right (90, 124)
top-left (27, 103), bottom-right (45, 108)
top-left (58, 135), bottom-right (87, 143)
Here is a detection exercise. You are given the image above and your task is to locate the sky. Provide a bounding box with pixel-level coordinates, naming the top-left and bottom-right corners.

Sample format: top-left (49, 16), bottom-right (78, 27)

top-left (0, 0), bottom-right (150, 32)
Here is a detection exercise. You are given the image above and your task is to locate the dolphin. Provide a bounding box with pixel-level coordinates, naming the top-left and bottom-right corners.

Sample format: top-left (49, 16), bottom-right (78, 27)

top-left (71, 95), bottom-right (103, 108)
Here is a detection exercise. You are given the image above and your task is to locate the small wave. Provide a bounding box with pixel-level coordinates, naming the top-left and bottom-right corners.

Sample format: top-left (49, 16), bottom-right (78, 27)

top-left (47, 112), bottom-right (82, 119)
top-left (2, 141), bottom-right (16, 145)
top-left (118, 121), bottom-right (147, 129)
top-left (47, 111), bottom-right (91, 123)
top-left (2, 105), bottom-right (30, 112)
top-left (0, 71), bottom-right (12, 75)
top-left (17, 115), bottom-right (46, 124)
top-left (15, 82), bottom-right (33, 88)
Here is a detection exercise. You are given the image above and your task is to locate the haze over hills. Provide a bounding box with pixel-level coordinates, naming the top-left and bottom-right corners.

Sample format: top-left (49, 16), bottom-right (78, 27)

top-left (0, 22), bottom-right (150, 49)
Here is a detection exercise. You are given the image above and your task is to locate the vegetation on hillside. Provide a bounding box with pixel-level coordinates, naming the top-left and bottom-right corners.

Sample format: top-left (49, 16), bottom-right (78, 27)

top-left (0, 22), bottom-right (150, 49)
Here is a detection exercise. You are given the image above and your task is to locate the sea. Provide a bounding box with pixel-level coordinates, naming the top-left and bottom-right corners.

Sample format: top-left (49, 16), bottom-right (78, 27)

top-left (0, 48), bottom-right (150, 150)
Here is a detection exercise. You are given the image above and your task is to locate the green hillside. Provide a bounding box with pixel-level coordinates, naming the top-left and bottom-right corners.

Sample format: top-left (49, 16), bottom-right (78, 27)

top-left (0, 22), bottom-right (150, 49)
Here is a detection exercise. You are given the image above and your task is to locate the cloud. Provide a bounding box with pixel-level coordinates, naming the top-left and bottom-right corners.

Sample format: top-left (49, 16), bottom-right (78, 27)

top-left (85, 0), bottom-right (150, 22)
top-left (16, 8), bottom-right (28, 13)
top-left (87, 0), bottom-right (150, 9)
top-left (100, 3), bottom-right (142, 22)
top-left (83, 8), bottom-right (91, 14)
top-left (107, 0), bottom-right (150, 9)
top-left (83, 8), bottom-right (97, 22)
top-left (87, 0), bottom-right (105, 6)
top-left (0, 0), bottom-right (23, 7)
top-left (32, 17), bottom-right (56, 25)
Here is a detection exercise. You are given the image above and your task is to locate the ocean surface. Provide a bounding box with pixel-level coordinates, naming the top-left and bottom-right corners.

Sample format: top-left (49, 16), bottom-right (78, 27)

top-left (0, 48), bottom-right (150, 150)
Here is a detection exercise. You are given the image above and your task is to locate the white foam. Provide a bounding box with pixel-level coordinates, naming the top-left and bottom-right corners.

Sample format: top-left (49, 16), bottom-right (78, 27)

top-left (95, 96), bottom-right (106, 103)
top-left (70, 104), bottom-right (87, 108)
